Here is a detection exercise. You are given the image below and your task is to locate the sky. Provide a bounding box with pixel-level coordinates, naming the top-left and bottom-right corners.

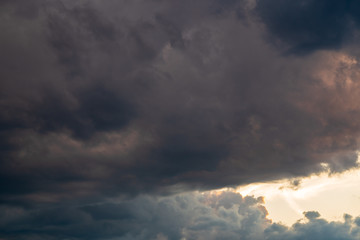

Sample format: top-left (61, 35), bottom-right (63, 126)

top-left (1, 0), bottom-right (360, 239)
top-left (237, 161), bottom-right (360, 225)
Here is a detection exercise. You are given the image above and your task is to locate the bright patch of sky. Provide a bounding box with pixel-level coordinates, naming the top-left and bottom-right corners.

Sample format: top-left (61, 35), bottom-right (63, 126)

top-left (236, 163), bottom-right (360, 226)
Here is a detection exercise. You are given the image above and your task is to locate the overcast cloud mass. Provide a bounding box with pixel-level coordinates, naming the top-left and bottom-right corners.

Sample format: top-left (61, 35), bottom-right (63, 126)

top-left (1, 0), bottom-right (360, 239)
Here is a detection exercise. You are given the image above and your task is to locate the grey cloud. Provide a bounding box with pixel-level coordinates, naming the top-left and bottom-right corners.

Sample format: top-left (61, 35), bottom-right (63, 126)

top-left (32, 86), bottom-right (136, 139)
top-left (0, 191), bottom-right (359, 240)
top-left (254, 0), bottom-right (360, 55)
top-left (304, 211), bottom-right (321, 220)
top-left (1, 0), bottom-right (360, 204)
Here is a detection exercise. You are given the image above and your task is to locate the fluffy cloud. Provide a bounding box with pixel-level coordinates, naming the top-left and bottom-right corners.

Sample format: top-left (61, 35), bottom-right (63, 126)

top-left (0, 191), bottom-right (359, 240)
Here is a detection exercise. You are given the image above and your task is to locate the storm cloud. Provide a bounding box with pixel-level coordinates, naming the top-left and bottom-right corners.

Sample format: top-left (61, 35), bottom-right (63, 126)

top-left (255, 0), bottom-right (360, 54)
top-left (1, 1), bottom-right (360, 237)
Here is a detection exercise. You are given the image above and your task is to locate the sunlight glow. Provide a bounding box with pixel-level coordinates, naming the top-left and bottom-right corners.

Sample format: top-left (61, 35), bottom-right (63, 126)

top-left (236, 165), bottom-right (360, 225)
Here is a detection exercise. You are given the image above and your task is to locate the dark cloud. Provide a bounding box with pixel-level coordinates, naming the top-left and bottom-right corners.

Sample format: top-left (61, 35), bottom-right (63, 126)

top-left (0, 191), bottom-right (359, 240)
top-left (32, 86), bottom-right (136, 139)
top-left (255, 0), bottom-right (360, 54)
top-left (1, 0), bottom-right (360, 218)
top-left (304, 211), bottom-right (321, 220)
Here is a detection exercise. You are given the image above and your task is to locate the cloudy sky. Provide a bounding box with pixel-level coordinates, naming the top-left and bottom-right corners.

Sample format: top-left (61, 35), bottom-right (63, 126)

top-left (1, 0), bottom-right (360, 239)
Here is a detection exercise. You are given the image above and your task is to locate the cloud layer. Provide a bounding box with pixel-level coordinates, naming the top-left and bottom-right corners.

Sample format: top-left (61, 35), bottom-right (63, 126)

top-left (2, 1), bottom-right (360, 238)
top-left (2, 3), bottom-right (360, 239)
top-left (1, 0), bottom-right (360, 204)
top-left (1, 191), bottom-right (359, 240)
